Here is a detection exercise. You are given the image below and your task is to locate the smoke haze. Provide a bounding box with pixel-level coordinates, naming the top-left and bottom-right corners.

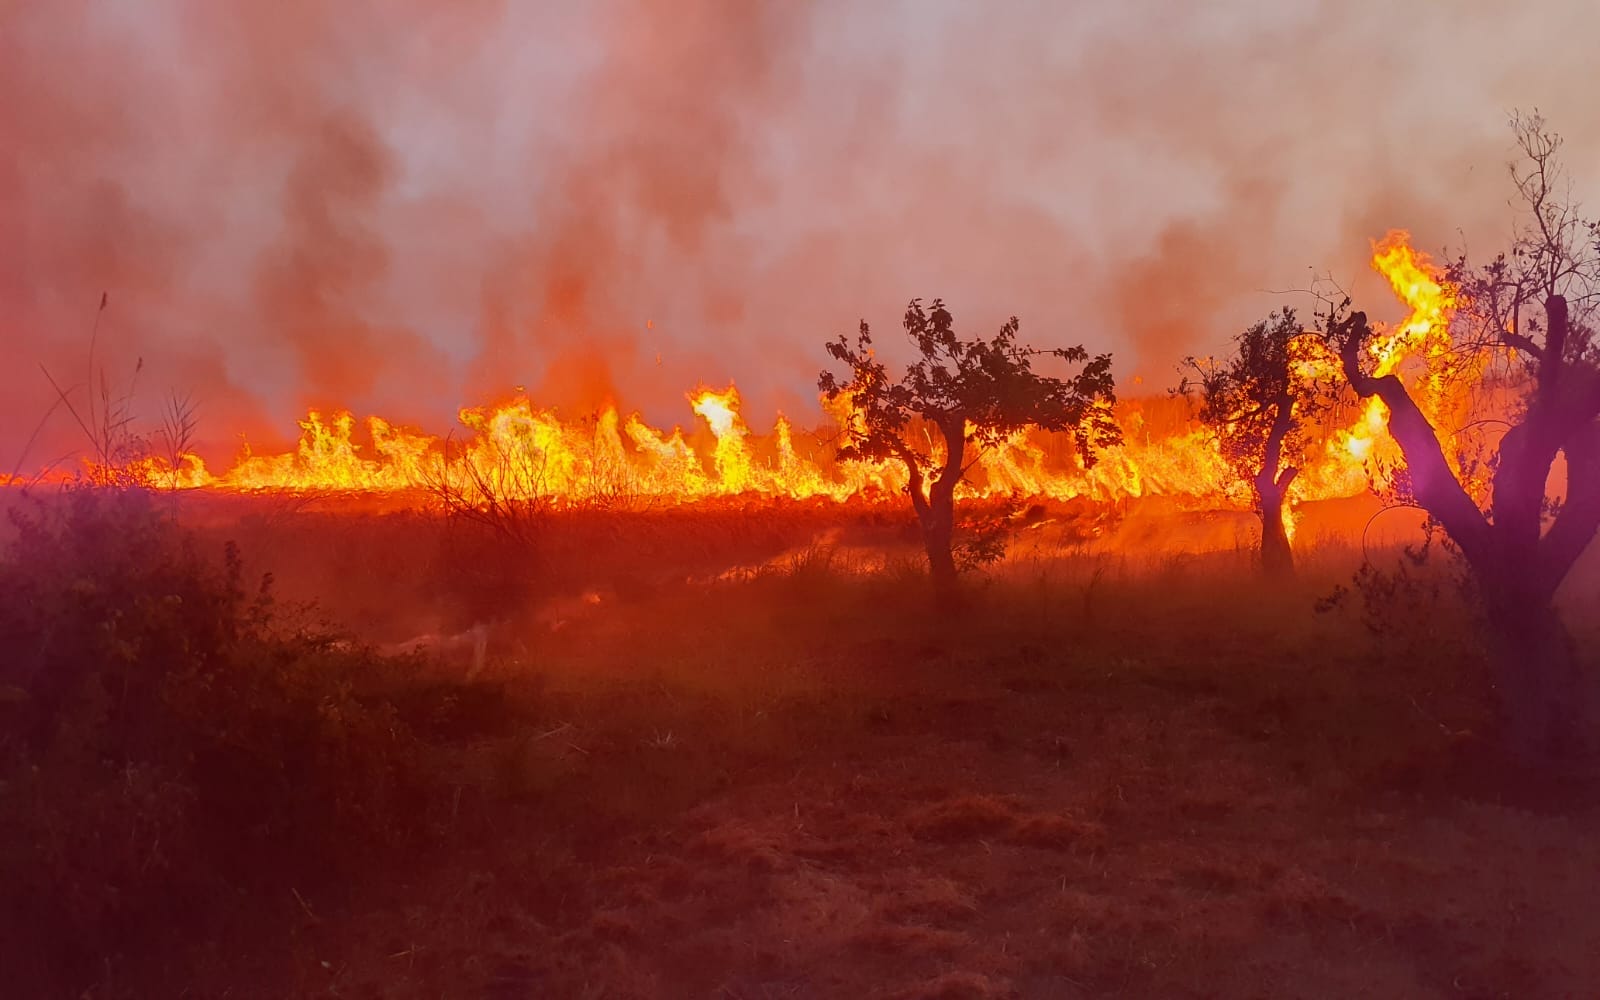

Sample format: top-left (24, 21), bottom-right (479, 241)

top-left (4, 0), bottom-right (1598, 467)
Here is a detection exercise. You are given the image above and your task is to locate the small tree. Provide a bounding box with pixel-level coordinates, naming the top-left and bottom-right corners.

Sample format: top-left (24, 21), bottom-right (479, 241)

top-left (819, 298), bottom-right (1119, 600)
top-left (1325, 113), bottom-right (1600, 759)
top-left (1179, 308), bottom-right (1325, 576)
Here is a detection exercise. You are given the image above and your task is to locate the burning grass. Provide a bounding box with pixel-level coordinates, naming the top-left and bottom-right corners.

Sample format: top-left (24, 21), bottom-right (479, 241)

top-left (1, 487), bottom-right (1597, 997)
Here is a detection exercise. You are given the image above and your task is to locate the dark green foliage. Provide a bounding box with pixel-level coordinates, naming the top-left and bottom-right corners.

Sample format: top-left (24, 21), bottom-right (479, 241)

top-left (1179, 310), bottom-right (1323, 487)
top-left (819, 299), bottom-right (1119, 595)
top-left (820, 299), bottom-right (1120, 466)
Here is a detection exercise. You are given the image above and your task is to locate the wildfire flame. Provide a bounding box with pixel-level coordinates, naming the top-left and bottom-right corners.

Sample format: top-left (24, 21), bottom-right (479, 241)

top-left (23, 232), bottom-right (1488, 532)
top-left (1314, 231), bottom-right (1466, 495)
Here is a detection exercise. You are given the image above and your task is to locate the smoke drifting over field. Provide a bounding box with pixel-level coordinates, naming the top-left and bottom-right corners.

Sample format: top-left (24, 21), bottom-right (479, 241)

top-left (4, 0), bottom-right (1597, 467)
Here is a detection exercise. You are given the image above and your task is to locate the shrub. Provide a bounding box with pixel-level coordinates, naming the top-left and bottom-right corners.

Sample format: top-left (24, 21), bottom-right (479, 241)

top-left (0, 485), bottom-right (439, 991)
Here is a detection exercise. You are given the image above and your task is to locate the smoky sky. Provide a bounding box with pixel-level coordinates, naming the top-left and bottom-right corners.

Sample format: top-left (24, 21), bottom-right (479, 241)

top-left (3, 0), bottom-right (1598, 467)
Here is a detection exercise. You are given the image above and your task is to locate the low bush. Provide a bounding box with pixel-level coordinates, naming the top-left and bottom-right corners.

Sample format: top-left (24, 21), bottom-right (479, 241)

top-left (0, 486), bottom-right (444, 991)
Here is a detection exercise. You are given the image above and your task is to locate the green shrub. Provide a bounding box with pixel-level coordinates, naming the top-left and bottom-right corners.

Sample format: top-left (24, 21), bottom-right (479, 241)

top-left (0, 485), bottom-right (441, 991)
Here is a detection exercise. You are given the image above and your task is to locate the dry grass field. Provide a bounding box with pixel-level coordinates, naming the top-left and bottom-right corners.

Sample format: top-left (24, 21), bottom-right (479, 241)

top-left (2, 488), bottom-right (1597, 998)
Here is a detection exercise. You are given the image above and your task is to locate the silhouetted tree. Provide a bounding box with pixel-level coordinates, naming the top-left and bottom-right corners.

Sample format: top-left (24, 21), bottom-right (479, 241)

top-left (1325, 113), bottom-right (1600, 759)
top-left (1179, 308), bottom-right (1326, 577)
top-left (820, 298), bottom-right (1119, 601)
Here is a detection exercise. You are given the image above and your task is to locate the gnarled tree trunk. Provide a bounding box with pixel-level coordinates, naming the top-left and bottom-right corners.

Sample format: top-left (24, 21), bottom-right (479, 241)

top-left (1335, 297), bottom-right (1600, 760)
top-left (1256, 475), bottom-right (1294, 578)
top-left (1482, 577), bottom-right (1583, 759)
top-left (1254, 395), bottom-right (1299, 578)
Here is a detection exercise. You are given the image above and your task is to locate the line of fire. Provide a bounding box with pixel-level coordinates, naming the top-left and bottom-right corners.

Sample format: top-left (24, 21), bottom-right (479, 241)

top-left (8, 233), bottom-right (1468, 534)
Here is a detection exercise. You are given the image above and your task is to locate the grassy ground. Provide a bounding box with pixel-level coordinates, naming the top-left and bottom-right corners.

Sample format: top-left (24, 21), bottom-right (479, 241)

top-left (4, 492), bottom-right (1599, 998)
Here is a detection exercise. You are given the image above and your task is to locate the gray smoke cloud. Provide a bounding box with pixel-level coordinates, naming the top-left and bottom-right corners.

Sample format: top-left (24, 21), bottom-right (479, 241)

top-left (3, 0), bottom-right (1596, 470)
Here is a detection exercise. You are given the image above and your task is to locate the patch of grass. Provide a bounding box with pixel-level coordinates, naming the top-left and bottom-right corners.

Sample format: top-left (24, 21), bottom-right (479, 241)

top-left (2, 488), bottom-right (1595, 998)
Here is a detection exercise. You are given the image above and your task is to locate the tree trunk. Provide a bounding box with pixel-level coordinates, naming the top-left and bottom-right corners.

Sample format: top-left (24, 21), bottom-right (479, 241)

top-left (922, 417), bottom-right (966, 608)
top-left (921, 503), bottom-right (959, 604)
top-left (1254, 397), bottom-right (1298, 578)
top-left (1334, 305), bottom-right (1600, 763)
top-left (1257, 486), bottom-right (1293, 578)
top-left (1253, 452), bottom-right (1297, 578)
top-left (1483, 586), bottom-right (1589, 761)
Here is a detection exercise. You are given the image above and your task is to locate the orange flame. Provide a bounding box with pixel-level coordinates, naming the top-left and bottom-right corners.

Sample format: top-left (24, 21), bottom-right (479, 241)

top-left (1314, 230), bottom-right (1467, 495)
top-left (34, 231), bottom-right (1500, 539)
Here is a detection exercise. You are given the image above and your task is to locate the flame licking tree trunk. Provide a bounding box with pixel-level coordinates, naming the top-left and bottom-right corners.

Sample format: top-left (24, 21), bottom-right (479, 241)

top-left (1335, 296), bottom-right (1600, 757)
top-left (899, 413), bottom-right (965, 592)
top-left (820, 298), bottom-right (1120, 604)
top-left (1329, 114), bottom-right (1600, 759)
top-left (1253, 407), bottom-right (1298, 579)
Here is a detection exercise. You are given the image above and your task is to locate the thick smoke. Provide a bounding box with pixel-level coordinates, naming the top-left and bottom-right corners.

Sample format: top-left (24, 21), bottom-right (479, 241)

top-left (2, 0), bottom-right (1597, 471)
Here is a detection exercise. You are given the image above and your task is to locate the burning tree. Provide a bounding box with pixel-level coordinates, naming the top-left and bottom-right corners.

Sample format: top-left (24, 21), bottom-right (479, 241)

top-left (819, 298), bottom-right (1119, 600)
top-left (1179, 308), bottom-right (1326, 577)
top-left (1325, 113), bottom-right (1600, 758)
